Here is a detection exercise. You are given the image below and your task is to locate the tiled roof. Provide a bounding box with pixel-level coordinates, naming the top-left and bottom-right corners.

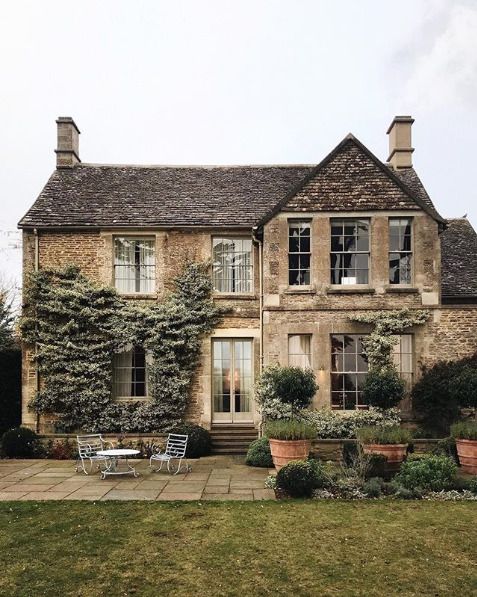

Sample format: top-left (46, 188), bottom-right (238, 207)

top-left (441, 218), bottom-right (477, 300)
top-left (19, 134), bottom-right (445, 229)
top-left (18, 165), bottom-right (314, 229)
top-left (258, 135), bottom-right (445, 225)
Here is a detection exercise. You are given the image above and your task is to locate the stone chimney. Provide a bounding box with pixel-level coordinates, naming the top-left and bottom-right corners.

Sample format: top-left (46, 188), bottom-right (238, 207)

top-left (386, 115), bottom-right (414, 169)
top-left (55, 117), bottom-right (81, 168)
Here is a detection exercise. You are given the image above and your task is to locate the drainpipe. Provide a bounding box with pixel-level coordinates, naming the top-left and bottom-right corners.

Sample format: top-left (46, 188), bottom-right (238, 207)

top-left (33, 228), bottom-right (40, 433)
top-left (252, 226), bottom-right (264, 372)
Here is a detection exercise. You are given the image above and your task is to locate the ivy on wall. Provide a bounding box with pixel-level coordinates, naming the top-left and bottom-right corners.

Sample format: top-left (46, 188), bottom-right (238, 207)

top-left (349, 309), bottom-right (430, 370)
top-left (20, 263), bottom-right (223, 433)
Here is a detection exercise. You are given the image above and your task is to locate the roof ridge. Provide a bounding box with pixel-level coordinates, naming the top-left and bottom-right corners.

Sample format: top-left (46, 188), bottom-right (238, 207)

top-left (77, 162), bottom-right (316, 169)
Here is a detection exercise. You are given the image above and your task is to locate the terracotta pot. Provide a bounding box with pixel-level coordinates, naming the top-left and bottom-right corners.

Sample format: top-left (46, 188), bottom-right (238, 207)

top-left (269, 438), bottom-right (311, 471)
top-left (362, 443), bottom-right (408, 469)
top-left (455, 439), bottom-right (477, 474)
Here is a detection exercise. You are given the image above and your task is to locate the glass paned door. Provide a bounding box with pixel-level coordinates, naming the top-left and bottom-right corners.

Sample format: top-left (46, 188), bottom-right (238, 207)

top-left (212, 339), bottom-right (253, 423)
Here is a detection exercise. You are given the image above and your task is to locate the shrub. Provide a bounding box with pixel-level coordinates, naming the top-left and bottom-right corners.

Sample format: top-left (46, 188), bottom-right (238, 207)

top-left (245, 437), bottom-right (273, 468)
top-left (45, 438), bottom-right (75, 460)
top-left (357, 425), bottom-right (412, 445)
top-left (468, 477), bottom-right (477, 494)
top-left (363, 477), bottom-right (383, 498)
top-left (265, 419), bottom-right (316, 441)
top-left (255, 365), bottom-right (318, 419)
top-left (362, 367), bottom-right (405, 410)
top-left (276, 459), bottom-right (325, 497)
top-left (392, 484), bottom-right (423, 500)
top-left (1, 427), bottom-right (42, 458)
top-left (412, 353), bottom-right (477, 436)
top-left (432, 436), bottom-right (458, 463)
top-left (450, 420), bottom-right (477, 441)
top-left (302, 407), bottom-right (401, 439)
top-left (342, 444), bottom-right (388, 481)
top-left (170, 424), bottom-right (211, 458)
top-left (394, 455), bottom-right (457, 492)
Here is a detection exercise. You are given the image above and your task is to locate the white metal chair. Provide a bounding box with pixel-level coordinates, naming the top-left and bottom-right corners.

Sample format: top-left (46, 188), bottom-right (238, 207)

top-left (149, 433), bottom-right (190, 475)
top-left (75, 434), bottom-right (114, 475)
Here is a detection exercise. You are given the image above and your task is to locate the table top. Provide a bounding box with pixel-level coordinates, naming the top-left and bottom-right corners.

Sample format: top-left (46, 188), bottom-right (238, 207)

top-left (97, 449), bottom-right (140, 456)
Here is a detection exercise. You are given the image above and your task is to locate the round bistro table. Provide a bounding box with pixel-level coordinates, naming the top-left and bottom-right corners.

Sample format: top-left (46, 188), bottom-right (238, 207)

top-left (96, 448), bottom-right (140, 479)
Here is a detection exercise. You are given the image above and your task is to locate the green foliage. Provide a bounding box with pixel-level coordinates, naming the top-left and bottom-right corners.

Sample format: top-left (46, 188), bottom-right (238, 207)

top-left (1, 427), bottom-right (42, 458)
top-left (45, 438), bottom-right (76, 460)
top-left (350, 309), bottom-right (429, 369)
top-left (432, 436), bottom-right (458, 463)
top-left (412, 353), bottom-right (477, 436)
top-left (245, 437), bottom-right (273, 468)
top-left (357, 425), bottom-right (412, 445)
top-left (20, 263), bottom-right (222, 432)
top-left (363, 477), bottom-right (383, 498)
top-left (394, 455), bottom-right (457, 492)
top-left (255, 365), bottom-right (318, 419)
top-left (0, 349), bottom-right (21, 435)
top-left (362, 367), bottom-right (405, 410)
top-left (302, 407), bottom-right (401, 439)
top-left (276, 459), bottom-right (325, 497)
top-left (450, 420), bottom-right (477, 441)
top-left (265, 419), bottom-right (316, 441)
top-left (170, 423), bottom-right (212, 458)
top-left (0, 288), bottom-right (15, 352)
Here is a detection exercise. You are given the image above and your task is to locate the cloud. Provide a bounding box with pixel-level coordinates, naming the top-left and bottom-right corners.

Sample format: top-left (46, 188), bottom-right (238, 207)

top-left (401, 2), bottom-right (477, 110)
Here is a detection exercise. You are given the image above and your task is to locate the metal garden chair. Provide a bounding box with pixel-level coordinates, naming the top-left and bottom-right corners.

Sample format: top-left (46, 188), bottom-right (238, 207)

top-left (149, 433), bottom-right (191, 475)
top-left (75, 434), bottom-right (114, 475)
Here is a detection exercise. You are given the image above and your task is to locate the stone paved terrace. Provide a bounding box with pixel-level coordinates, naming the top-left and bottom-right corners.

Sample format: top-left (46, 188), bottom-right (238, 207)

top-left (0, 456), bottom-right (275, 501)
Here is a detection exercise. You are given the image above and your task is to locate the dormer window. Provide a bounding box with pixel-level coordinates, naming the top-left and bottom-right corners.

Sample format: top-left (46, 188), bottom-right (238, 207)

top-left (331, 219), bottom-right (370, 284)
top-left (114, 237), bottom-right (155, 294)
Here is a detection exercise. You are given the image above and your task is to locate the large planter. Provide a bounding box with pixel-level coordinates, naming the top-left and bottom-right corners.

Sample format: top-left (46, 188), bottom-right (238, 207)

top-left (269, 438), bottom-right (311, 471)
top-left (362, 443), bottom-right (408, 470)
top-left (455, 439), bottom-right (477, 474)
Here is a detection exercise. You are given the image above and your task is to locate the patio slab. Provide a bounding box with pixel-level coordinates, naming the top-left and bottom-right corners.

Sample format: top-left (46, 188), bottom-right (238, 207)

top-left (0, 457), bottom-right (274, 501)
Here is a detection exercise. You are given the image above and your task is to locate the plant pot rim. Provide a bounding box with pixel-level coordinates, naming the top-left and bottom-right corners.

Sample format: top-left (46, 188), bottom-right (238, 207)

top-left (454, 437), bottom-right (477, 444)
top-left (362, 442), bottom-right (408, 447)
top-left (268, 437), bottom-right (311, 443)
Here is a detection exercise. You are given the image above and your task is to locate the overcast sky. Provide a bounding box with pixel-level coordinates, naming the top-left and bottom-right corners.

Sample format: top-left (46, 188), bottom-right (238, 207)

top-left (1, 0), bottom-right (476, 286)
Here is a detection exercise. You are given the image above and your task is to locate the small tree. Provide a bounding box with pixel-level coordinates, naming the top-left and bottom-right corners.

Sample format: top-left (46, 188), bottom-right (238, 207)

top-left (362, 367), bottom-right (405, 410)
top-left (255, 365), bottom-right (318, 419)
top-left (0, 286), bottom-right (14, 351)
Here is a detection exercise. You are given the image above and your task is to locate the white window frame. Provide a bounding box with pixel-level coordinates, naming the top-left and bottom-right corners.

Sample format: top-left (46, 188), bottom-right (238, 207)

top-left (389, 218), bottom-right (413, 285)
top-left (288, 334), bottom-right (312, 369)
top-left (288, 220), bottom-right (312, 286)
top-left (112, 345), bottom-right (150, 401)
top-left (212, 236), bottom-right (253, 294)
top-left (113, 236), bottom-right (156, 295)
top-left (330, 218), bottom-right (370, 285)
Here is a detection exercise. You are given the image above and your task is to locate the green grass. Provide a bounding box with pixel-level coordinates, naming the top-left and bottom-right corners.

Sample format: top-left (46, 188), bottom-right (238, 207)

top-left (0, 501), bottom-right (476, 596)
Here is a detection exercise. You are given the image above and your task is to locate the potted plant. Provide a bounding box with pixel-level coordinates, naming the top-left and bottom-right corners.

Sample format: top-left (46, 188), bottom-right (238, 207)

top-left (362, 366), bottom-right (405, 410)
top-left (265, 420), bottom-right (316, 471)
top-left (256, 365), bottom-right (318, 471)
top-left (451, 420), bottom-right (477, 474)
top-left (357, 426), bottom-right (412, 469)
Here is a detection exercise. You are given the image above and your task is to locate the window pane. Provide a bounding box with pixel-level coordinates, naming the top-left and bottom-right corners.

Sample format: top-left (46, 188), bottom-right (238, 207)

top-left (212, 237), bottom-right (252, 293)
top-left (288, 221), bottom-right (311, 286)
top-left (113, 346), bottom-right (148, 398)
top-left (288, 335), bottom-right (312, 369)
top-left (114, 238), bottom-right (155, 293)
top-left (330, 334), bottom-right (368, 410)
top-left (330, 219), bottom-right (369, 285)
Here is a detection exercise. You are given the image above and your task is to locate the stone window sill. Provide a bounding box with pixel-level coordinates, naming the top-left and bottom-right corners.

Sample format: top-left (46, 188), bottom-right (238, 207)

top-left (212, 293), bottom-right (257, 300)
top-left (118, 293), bottom-right (158, 300)
top-left (284, 287), bottom-right (316, 295)
top-left (385, 286), bottom-right (419, 294)
top-left (327, 287), bottom-right (375, 295)
top-left (114, 397), bottom-right (150, 403)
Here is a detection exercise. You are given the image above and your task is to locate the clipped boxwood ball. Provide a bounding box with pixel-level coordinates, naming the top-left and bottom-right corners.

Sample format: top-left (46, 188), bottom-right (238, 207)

top-left (171, 424), bottom-right (211, 458)
top-left (1, 427), bottom-right (42, 458)
top-left (246, 437), bottom-right (273, 468)
top-left (276, 459), bottom-right (325, 498)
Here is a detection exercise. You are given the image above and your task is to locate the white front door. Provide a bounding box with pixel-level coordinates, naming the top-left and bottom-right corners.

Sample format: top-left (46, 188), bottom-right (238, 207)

top-left (212, 339), bottom-right (253, 423)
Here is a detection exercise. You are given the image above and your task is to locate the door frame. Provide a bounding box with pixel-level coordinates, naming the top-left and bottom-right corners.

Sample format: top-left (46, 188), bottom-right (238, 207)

top-left (211, 337), bottom-right (254, 424)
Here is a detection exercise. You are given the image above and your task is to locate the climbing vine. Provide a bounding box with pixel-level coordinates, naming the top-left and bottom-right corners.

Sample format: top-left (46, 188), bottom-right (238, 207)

top-left (349, 309), bottom-right (430, 370)
top-left (20, 263), bottom-right (223, 432)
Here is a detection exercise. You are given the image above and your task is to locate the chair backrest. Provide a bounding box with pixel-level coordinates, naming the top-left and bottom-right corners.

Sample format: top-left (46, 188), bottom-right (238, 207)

top-left (76, 434), bottom-right (105, 457)
top-left (165, 433), bottom-right (188, 458)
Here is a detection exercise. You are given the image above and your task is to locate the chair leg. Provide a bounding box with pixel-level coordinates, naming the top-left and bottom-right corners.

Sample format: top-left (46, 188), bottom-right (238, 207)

top-left (174, 458), bottom-right (183, 475)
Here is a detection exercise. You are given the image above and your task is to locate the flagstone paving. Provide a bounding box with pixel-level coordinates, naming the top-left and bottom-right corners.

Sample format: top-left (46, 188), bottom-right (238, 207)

top-left (0, 456), bottom-right (275, 501)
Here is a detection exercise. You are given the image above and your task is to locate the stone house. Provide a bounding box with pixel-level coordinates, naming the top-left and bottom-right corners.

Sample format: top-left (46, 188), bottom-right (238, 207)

top-left (18, 116), bottom-right (477, 445)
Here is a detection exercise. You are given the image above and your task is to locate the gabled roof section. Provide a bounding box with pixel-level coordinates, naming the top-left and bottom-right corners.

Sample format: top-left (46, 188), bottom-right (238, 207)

top-left (440, 218), bottom-right (477, 301)
top-left (18, 164), bottom-right (313, 229)
top-left (257, 135), bottom-right (445, 226)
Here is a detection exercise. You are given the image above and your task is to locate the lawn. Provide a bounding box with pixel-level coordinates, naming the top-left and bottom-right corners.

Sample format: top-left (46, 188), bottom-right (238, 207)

top-left (0, 501), bottom-right (476, 596)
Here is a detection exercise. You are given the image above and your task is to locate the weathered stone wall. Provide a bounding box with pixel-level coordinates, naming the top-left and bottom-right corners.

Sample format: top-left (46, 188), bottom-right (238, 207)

top-left (424, 307), bottom-right (477, 365)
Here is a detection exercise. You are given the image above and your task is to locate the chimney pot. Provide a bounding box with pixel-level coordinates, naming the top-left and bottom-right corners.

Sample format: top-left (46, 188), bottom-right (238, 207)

top-left (387, 115), bottom-right (414, 169)
top-left (55, 117), bottom-right (81, 168)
